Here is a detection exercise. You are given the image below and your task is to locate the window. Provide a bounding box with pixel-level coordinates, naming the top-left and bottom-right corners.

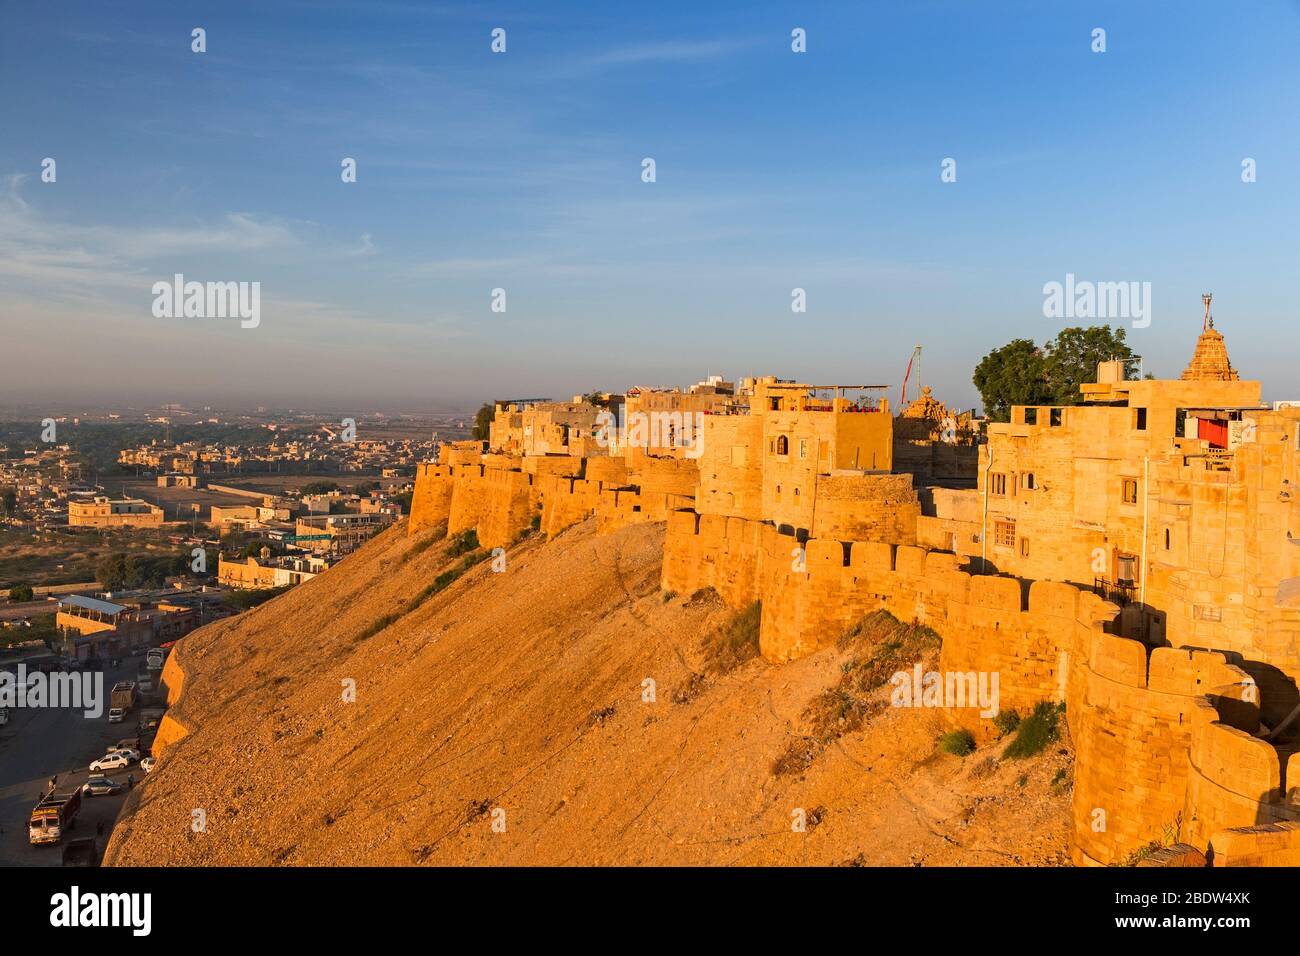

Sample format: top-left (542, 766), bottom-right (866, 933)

top-left (990, 473), bottom-right (1007, 496)
top-left (1164, 528), bottom-right (1171, 550)
top-left (1023, 473), bottom-right (1035, 491)
top-left (1135, 408), bottom-right (1148, 431)
top-left (775, 435), bottom-right (789, 456)
top-left (1050, 408), bottom-right (1063, 427)
top-left (1020, 537), bottom-right (1030, 557)
top-left (799, 438), bottom-right (808, 460)
top-left (794, 488), bottom-right (800, 500)
top-left (993, 520), bottom-right (1016, 548)
top-left (775, 484), bottom-right (782, 502)
top-left (1122, 478), bottom-right (1139, 504)
top-left (1023, 408), bottom-right (1038, 425)
top-left (1193, 604), bottom-right (1222, 622)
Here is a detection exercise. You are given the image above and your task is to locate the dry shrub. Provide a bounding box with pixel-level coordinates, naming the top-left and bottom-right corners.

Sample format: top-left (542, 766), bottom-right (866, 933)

top-left (772, 611), bottom-right (941, 776)
top-left (702, 601), bottom-right (761, 674)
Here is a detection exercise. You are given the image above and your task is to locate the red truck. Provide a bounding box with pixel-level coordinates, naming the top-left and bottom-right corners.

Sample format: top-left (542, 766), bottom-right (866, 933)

top-left (29, 788), bottom-right (82, 846)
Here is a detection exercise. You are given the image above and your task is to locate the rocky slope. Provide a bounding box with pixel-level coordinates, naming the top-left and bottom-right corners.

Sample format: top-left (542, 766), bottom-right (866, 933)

top-left (106, 518), bottom-right (1073, 865)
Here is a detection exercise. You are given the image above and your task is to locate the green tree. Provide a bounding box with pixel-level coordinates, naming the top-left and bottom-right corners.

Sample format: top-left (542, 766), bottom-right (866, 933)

top-left (8, 583), bottom-right (34, 602)
top-left (471, 403), bottom-right (493, 441)
top-left (97, 553), bottom-right (130, 590)
top-left (1042, 326), bottom-right (1140, 404)
top-left (301, 481), bottom-right (339, 496)
top-left (96, 551), bottom-right (186, 590)
top-left (973, 326), bottom-right (1141, 422)
top-left (972, 338), bottom-right (1050, 423)
top-left (1, 488), bottom-right (16, 515)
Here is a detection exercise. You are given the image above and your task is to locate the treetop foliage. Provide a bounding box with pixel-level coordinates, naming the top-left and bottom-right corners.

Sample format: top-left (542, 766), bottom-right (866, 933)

top-left (973, 325), bottom-right (1141, 422)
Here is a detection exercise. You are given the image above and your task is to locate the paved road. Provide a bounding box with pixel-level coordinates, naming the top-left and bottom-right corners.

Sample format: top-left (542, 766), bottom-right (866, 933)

top-left (0, 657), bottom-right (154, 866)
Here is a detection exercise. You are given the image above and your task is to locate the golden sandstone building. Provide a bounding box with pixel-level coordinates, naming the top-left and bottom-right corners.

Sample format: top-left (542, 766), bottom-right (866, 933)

top-left (408, 308), bottom-right (1300, 867)
top-left (67, 495), bottom-right (165, 528)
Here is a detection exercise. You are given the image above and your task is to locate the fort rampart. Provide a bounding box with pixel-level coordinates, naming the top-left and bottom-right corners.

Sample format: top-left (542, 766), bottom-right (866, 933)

top-left (409, 448), bottom-right (698, 549)
top-left (400, 448), bottom-right (1300, 866)
top-left (661, 508), bottom-right (1300, 866)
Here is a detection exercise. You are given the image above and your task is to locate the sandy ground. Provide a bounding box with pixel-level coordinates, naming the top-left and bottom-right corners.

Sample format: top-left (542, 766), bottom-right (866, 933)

top-left (106, 519), bottom-right (1074, 866)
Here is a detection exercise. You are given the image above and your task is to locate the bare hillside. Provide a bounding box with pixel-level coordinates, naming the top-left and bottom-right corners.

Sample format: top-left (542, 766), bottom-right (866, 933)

top-left (106, 519), bottom-right (1073, 866)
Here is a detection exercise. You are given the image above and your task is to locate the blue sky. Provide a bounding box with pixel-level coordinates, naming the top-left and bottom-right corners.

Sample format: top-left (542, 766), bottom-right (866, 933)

top-left (2, 0), bottom-right (1298, 412)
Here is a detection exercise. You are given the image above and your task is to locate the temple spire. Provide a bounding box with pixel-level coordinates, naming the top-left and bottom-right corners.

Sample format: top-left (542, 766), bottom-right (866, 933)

top-left (1182, 294), bottom-right (1239, 381)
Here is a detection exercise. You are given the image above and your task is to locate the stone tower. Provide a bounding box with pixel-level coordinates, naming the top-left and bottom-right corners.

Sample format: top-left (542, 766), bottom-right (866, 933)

top-left (1181, 293), bottom-right (1240, 381)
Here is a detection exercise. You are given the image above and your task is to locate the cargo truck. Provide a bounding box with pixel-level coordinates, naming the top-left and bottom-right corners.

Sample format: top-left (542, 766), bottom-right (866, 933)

top-left (110, 680), bottom-right (138, 714)
top-left (29, 789), bottom-right (82, 845)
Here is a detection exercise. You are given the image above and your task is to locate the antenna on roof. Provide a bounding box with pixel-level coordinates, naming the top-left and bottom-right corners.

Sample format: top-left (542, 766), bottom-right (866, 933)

top-left (1202, 292), bottom-right (1212, 332)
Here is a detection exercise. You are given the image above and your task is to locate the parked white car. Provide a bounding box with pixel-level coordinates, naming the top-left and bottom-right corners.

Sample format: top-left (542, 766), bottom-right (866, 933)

top-left (107, 708), bottom-right (125, 723)
top-left (89, 753), bottom-right (130, 772)
top-left (140, 756), bottom-right (156, 774)
top-left (105, 747), bottom-right (140, 764)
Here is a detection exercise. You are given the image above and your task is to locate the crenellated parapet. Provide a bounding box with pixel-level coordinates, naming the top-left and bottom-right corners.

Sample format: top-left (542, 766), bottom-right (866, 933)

top-left (407, 443), bottom-right (537, 549)
top-left (410, 448), bottom-right (699, 550)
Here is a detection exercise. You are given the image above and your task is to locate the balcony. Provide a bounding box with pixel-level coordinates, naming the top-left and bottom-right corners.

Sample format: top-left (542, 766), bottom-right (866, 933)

top-left (1094, 578), bottom-right (1137, 607)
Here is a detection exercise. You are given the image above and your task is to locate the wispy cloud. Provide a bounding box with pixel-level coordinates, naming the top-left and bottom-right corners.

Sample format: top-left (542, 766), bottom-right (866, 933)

top-left (348, 232), bottom-right (377, 257)
top-left (558, 37), bottom-right (760, 77)
top-left (0, 178), bottom-right (306, 294)
top-left (4, 173), bottom-right (30, 211)
top-left (587, 38), bottom-right (754, 67)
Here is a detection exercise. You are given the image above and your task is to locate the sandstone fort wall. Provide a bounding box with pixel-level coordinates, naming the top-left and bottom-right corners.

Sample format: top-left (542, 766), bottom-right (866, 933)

top-left (661, 507), bottom-right (1300, 866)
top-left (402, 449), bottom-right (1300, 866)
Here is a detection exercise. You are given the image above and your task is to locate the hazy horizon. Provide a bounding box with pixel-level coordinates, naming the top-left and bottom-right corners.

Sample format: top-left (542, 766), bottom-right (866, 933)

top-left (4, 1), bottom-right (1300, 411)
